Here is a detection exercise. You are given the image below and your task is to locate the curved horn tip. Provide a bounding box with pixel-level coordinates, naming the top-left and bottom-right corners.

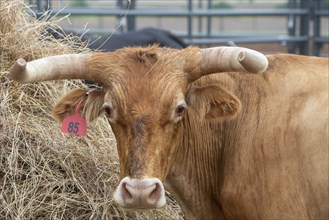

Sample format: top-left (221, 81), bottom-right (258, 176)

top-left (9, 58), bottom-right (28, 81)
top-left (238, 51), bottom-right (246, 62)
top-left (238, 50), bottom-right (268, 74)
top-left (17, 58), bottom-right (27, 66)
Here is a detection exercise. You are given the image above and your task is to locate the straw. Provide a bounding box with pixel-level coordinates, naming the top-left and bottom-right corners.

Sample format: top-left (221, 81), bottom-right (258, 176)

top-left (0, 0), bottom-right (183, 219)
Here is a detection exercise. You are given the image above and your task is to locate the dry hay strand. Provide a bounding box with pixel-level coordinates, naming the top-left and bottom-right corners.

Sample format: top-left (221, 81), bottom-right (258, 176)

top-left (0, 0), bottom-right (183, 219)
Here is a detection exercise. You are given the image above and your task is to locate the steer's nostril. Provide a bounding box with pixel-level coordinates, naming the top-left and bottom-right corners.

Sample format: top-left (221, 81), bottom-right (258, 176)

top-left (148, 183), bottom-right (161, 202)
top-left (121, 182), bottom-right (133, 201)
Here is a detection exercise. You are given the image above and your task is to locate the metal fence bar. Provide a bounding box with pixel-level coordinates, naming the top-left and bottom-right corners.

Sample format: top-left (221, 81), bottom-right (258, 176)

top-left (32, 0), bottom-right (328, 56)
top-left (313, 0), bottom-right (329, 56)
top-left (207, 0), bottom-right (212, 40)
top-left (287, 0), bottom-right (298, 53)
top-left (314, 0), bottom-right (321, 56)
top-left (127, 0), bottom-right (136, 31)
top-left (186, 35), bottom-right (308, 45)
top-left (299, 0), bottom-right (311, 54)
top-left (187, 0), bottom-right (193, 42)
top-left (48, 8), bottom-right (309, 17)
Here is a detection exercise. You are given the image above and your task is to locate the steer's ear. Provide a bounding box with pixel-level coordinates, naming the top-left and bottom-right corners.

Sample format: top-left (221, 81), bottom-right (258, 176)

top-left (186, 85), bottom-right (241, 120)
top-left (52, 88), bottom-right (105, 123)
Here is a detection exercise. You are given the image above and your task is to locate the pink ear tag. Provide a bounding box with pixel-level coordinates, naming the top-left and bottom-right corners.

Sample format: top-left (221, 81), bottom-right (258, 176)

top-left (61, 104), bottom-right (87, 136)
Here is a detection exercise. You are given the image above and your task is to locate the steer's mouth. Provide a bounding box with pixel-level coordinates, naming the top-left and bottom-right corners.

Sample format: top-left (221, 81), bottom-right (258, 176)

top-left (113, 177), bottom-right (167, 209)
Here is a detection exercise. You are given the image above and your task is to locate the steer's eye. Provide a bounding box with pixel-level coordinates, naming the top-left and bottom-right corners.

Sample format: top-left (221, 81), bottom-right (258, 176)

top-left (175, 105), bottom-right (185, 116)
top-left (103, 103), bottom-right (117, 123)
top-left (173, 104), bottom-right (186, 123)
top-left (173, 98), bottom-right (187, 123)
top-left (104, 106), bottom-right (112, 117)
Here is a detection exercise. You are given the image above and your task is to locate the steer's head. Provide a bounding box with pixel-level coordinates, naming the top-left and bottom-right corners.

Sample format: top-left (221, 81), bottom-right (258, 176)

top-left (9, 45), bottom-right (268, 209)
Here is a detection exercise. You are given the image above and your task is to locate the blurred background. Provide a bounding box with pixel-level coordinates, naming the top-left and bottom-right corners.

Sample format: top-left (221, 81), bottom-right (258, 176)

top-left (27, 0), bottom-right (328, 56)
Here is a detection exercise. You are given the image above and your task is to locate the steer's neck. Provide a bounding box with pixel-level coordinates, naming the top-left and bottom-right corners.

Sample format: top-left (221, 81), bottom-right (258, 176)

top-left (165, 118), bottom-right (229, 220)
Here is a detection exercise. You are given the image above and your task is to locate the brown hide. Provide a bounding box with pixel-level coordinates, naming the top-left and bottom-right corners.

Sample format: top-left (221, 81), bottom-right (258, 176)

top-left (52, 47), bottom-right (329, 220)
top-left (166, 54), bottom-right (328, 219)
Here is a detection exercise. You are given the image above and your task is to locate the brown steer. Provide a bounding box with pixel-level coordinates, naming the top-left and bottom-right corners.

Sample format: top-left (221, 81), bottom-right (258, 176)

top-left (9, 45), bottom-right (328, 220)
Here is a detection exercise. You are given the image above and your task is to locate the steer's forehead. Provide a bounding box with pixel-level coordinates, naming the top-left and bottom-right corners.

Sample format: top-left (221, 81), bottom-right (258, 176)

top-left (98, 46), bottom-right (189, 119)
top-left (115, 46), bottom-right (186, 79)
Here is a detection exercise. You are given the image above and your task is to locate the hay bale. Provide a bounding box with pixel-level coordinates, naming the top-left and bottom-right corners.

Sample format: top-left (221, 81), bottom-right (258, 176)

top-left (0, 0), bottom-right (183, 219)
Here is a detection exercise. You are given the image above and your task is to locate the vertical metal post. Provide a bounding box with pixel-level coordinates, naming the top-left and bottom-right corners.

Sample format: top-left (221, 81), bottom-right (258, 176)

top-left (188, 0), bottom-right (193, 42)
top-left (207, 0), bottom-right (212, 39)
top-left (313, 0), bottom-right (322, 56)
top-left (37, 0), bottom-right (51, 12)
top-left (287, 0), bottom-right (297, 53)
top-left (116, 0), bottom-right (135, 32)
top-left (299, 0), bottom-right (310, 55)
top-left (117, 0), bottom-right (124, 33)
top-left (127, 0), bottom-right (136, 31)
top-left (37, 0), bottom-right (41, 11)
top-left (198, 0), bottom-right (203, 34)
top-left (36, 0), bottom-right (51, 19)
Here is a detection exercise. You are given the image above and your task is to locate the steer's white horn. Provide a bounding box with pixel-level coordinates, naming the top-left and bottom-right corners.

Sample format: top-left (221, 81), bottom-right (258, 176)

top-left (9, 54), bottom-right (92, 83)
top-left (197, 46), bottom-right (269, 79)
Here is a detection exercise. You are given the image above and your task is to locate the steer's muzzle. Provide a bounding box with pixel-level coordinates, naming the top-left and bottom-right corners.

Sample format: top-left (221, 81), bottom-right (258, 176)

top-left (113, 177), bottom-right (166, 209)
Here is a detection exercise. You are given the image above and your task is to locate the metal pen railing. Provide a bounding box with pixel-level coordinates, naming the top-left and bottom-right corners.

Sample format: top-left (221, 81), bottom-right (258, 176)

top-left (30, 0), bottom-right (328, 56)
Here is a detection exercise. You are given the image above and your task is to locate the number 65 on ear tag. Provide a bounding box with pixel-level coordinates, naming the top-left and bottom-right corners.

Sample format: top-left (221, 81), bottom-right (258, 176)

top-left (61, 105), bottom-right (87, 136)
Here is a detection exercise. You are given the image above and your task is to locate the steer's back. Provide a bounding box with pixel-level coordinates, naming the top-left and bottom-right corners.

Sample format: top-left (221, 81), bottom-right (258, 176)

top-left (195, 54), bottom-right (329, 219)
